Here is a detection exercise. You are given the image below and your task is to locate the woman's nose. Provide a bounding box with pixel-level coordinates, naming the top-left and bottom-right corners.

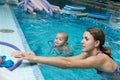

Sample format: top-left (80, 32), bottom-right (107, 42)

top-left (81, 39), bottom-right (84, 44)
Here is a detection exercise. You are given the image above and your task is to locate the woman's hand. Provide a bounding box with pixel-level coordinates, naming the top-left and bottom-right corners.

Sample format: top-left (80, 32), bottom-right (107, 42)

top-left (21, 52), bottom-right (36, 62)
top-left (11, 50), bottom-right (26, 58)
top-left (12, 51), bottom-right (39, 63)
top-left (11, 51), bottom-right (36, 60)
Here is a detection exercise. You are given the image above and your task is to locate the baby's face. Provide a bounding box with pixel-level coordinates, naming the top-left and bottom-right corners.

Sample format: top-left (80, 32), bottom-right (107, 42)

top-left (54, 33), bottom-right (67, 47)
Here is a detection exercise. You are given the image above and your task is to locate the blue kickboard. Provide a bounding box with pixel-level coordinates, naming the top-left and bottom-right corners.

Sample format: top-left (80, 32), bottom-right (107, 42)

top-left (88, 12), bottom-right (110, 19)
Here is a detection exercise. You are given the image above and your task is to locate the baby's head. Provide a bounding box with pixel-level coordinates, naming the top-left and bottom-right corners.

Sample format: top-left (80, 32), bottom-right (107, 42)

top-left (54, 32), bottom-right (68, 47)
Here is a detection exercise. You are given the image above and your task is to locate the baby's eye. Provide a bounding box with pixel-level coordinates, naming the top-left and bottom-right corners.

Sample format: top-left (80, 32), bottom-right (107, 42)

top-left (59, 38), bottom-right (63, 41)
top-left (55, 38), bottom-right (58, 40)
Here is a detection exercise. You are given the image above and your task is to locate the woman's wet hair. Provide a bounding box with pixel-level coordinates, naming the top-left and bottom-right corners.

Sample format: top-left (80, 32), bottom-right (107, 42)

top-left (86, 27), bottom-right (112, 58)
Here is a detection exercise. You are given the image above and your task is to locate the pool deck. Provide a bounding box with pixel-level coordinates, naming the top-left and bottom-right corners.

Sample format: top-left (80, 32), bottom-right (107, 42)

top-left (0, 4), bottom-right (44, 80)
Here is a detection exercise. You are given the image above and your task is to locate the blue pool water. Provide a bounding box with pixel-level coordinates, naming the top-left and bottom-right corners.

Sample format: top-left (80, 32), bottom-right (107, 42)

top-left (11, 5), bottom-right (120, 80)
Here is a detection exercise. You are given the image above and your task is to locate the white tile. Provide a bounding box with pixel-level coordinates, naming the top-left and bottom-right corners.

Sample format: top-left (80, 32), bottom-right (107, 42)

top-left (0, 4), bottom-right (44, 80)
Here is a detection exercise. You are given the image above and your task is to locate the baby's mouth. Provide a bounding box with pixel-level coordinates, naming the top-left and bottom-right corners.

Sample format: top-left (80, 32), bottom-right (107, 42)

top-left (54, 42), bottom-right (59, 46)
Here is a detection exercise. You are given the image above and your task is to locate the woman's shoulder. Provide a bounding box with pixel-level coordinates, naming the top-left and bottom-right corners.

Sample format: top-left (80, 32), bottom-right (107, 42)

top-left (95, 53), bottom-right (108, 62)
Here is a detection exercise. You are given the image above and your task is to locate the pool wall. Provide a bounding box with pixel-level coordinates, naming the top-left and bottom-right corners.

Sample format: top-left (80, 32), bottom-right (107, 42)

top-left (0, 4), bottom-right (44, 80)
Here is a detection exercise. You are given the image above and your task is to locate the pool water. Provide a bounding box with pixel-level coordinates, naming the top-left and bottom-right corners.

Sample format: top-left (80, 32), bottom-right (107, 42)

top-left (11, 5), bottom-right (120, 80)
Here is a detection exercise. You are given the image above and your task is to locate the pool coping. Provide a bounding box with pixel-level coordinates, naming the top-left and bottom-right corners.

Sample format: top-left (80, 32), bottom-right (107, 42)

top-left (10, 4), bottom-right (45, 80)
top-left (0, 4), bottom-right (44, 80)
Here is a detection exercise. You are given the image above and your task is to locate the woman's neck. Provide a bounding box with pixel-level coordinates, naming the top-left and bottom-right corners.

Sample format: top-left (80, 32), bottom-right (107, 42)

top-left (87, 49), bottom-right (101, 56)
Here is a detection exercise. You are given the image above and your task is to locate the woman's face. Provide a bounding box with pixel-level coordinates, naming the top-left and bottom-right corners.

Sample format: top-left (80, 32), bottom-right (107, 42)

top-left (54, 33), bottom-right (66, 47)
top-left (81, 31), bottom-right (96, 52)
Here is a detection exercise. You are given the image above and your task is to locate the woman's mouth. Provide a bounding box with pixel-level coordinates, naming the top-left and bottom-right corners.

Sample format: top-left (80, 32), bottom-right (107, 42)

top-left (82, 45), bottom-right (85, 49)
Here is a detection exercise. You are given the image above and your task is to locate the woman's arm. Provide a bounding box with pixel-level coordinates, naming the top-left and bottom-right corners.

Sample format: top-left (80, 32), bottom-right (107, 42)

top-left (21, 52), bottom-right (104, 69)
top-left (12, 51), bottom-right (104, 69)
top-left (68, 52), bottom-right (88, 60)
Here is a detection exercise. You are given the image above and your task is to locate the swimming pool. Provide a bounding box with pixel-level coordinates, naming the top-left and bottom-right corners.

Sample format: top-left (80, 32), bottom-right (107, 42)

top-left (11, 4), bottom-right (120, 80)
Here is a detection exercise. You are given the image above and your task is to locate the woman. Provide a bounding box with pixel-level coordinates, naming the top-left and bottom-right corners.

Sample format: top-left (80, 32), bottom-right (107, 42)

top-left (12, 27), bottom-right (119, 74)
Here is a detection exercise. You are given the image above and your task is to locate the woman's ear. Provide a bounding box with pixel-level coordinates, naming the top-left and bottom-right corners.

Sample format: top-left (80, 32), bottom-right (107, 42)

top-left (95, 40), bottom-right (100, 47)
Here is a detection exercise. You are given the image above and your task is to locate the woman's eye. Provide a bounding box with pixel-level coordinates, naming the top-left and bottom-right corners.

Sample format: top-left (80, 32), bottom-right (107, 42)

top-left (86, 38), bottom-right (89, 41)
top-left (85, 37), bottom-right (89, 41)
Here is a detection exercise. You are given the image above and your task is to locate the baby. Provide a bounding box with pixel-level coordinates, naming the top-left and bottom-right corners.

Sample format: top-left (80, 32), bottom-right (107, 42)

top-left (48, 32), bottom-right (73, 57)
